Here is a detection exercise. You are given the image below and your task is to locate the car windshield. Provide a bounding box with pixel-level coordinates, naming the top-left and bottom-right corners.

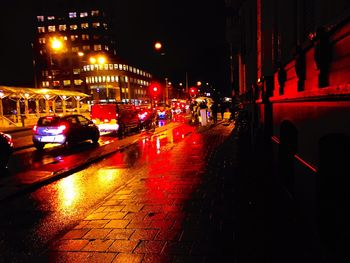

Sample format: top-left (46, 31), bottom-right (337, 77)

top-left (38, 116), bottom-right (61, 126)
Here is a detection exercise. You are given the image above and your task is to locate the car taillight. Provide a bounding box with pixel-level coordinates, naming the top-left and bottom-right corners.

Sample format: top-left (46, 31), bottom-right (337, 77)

top-left (33, 125), bottom-right (38, 134)
top-left (4, 133), bottom-right (13, 147)
top-left (58, 124), bottom-right (67, 133)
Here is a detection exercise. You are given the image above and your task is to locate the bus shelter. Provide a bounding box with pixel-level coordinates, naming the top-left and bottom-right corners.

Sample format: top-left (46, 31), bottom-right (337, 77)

top-left (0, 86), bottom-right (89, 127)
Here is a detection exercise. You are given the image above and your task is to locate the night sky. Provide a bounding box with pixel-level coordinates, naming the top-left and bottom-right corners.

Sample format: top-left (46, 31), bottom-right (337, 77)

top-left (0, 0), bottom-right (230, 95)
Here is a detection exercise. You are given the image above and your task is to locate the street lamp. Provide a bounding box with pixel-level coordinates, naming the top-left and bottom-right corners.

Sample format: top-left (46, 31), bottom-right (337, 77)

top-left (154, 42), bottom-right (162, 51)
top-left (48, 36), bottom-right (65, 89)
top-left (89, 55), bottom-right (109, 101)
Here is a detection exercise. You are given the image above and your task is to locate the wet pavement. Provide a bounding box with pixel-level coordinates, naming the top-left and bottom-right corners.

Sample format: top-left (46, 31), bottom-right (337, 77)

top-left (0, 118), bottom-right (326, 263)
top-left (33, 120), bottom-right (321, 263)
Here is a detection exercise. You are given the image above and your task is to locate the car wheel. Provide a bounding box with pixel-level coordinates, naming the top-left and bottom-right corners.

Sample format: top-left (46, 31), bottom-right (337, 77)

top-left (34, 142), bottom-right (45, 150)
top-left (0, 153), bottom-right (10, 169)
top-left (92, 131), bottom-right (100, 144)
top-left (118, 124), bottom-right (125, 138)
top-left (64, 137), bottom-right (73, 149)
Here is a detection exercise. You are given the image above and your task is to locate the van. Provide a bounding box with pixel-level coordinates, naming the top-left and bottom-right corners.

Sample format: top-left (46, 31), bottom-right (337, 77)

top-left (90, 103), bottom-right (140, 136)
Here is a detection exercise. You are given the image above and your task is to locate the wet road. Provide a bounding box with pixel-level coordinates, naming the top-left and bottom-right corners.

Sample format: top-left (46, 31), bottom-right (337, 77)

top-left (6, 131), bottom-right (120, 175)
top-left (0, 123), bottom-right (195, 262)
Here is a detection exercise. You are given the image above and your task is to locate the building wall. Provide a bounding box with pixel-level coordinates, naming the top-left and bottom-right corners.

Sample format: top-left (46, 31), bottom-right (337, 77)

top-left (226, 1), bottom-right (350, 259)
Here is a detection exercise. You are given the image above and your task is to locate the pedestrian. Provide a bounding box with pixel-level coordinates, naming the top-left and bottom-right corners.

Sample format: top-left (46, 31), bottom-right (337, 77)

top-left (192, 102), bottom-right (199, 123)
top-left (20, 114), bottom-right (26, 127)
top-left (211, 102), bottom-right (218, 124)
top-left (199, 101), bottom-right (208, 126)
top-left (220, 103), bottom-right (225, 120)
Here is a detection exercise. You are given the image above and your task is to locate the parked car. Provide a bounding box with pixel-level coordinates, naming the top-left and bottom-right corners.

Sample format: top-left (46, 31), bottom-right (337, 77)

top-left (0, 132), bottom-right (14, 169)
top-left (32, 114), bottom-right (100, 150)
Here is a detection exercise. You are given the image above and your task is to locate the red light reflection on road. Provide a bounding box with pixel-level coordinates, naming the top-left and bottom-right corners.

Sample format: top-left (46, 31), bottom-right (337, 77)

top-left (141, 126), bottom-right (205, 222)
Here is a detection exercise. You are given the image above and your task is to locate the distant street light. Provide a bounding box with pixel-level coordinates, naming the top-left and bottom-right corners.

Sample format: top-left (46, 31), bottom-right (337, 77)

top-left (154, 42), bottom-right (162, 50)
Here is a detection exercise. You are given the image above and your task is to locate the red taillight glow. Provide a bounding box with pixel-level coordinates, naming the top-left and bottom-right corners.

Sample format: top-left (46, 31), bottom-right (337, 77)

top-left (33, 125), bottom-right (38, 133)
top-left (58, 124), bottom-right (67, 133)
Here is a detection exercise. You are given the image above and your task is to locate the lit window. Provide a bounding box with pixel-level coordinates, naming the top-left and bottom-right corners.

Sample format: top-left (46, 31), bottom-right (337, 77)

top-left (47, 16), bottom-right (55, 20)
top-left (71, 47), bottom-right (79, 52)
top-left (80, 12), bottom-right (88, 18)
top-left (104, 64), bottom-right (108, 70)
top-left (92, 22), bottom-right (100, 28)
top-left (73, 69), bottom-right (80, 74)
top-left (70, 35), bottom-right (79, 41)
top-left (133, 68), bottom-right (136, 73)
top-left (86, 77), bottom-right (90, 84)
top-left (123, 65), bottom-right (127, 70)
top-left (37, 16), bottom-right (44, 22)
top-left (119, 64), bottom-right (123, 70)
top-left (111, 76), bottom-right (115, 82)
top-left (70, 24), bottom-right (78, 30)
top-left (53, 81), bottom-right (60, 87)
top-left (93, 44), bottom-right (102, 51)
top-left (91, 10), bottom-right (99, 16)
top-left (114, 64), bottom-right (118, 70)
top-left (38, 38), bottom-right (46, 44)
top-left (63, 80), bottom-right (71, 86)
top-left (58, 25), bottom-right (66, 31)
top-left (69, 12), bottom-right (77, 18)
top-left (74, 79), bottom-right (82, 85)
top-left (82, 45), bottom-right (90, 50)
top-left (103, 23), bottom-right (108, 29)
top-left (137, 69), bottom-right (139, 74)
top-left (81, 34), bottom-right (89, 40)
top-left (81, 23), bottom-right (89, 29)
top-left (104, 45), bottom-right (109, 51)
top-left (115, 76), bottom-right (119, 82)
top-left (48, 26), bottom-right (56, 32)
top-left (38, 27), bottom-right (45, 33)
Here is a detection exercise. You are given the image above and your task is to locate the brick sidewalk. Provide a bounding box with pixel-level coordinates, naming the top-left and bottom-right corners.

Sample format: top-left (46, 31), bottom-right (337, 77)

top-left (43, 121), bottom-right (321, 263)
top-left (44, 122), bottom-right (234, 262)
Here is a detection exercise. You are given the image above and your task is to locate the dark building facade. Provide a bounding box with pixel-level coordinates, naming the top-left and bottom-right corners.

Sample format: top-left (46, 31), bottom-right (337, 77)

top-left (33, 8), bottom-right (152, 104)
top-left (226, 0), bottom-right (350, 261)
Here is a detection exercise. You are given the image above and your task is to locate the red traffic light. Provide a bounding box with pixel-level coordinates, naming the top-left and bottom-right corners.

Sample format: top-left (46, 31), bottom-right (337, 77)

top-left (189, 87), bottom-right (198, 96)
top-left (149, 82), bottom-right (161, 97)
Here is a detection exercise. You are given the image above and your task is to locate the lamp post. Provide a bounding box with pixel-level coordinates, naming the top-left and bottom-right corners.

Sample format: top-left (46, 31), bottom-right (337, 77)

top-left (89, 55), bottom-right (108, 102)
top-left (48, 37), bottom-right (65, 89)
